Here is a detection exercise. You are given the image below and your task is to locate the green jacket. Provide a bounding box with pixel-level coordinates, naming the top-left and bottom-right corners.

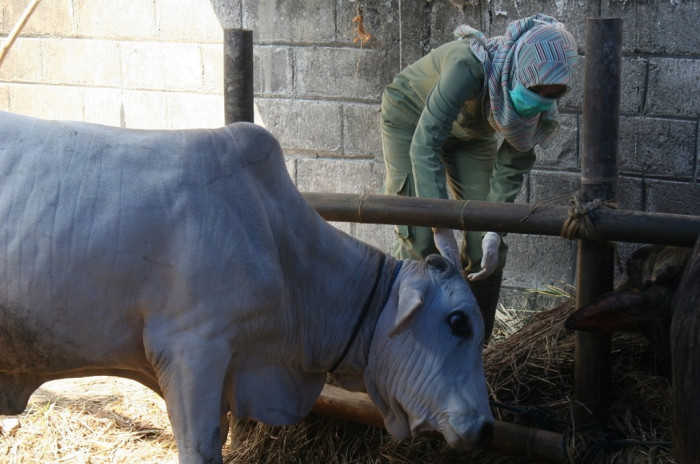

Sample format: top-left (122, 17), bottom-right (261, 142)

top-left (382, 40), bottom-right (536, 203)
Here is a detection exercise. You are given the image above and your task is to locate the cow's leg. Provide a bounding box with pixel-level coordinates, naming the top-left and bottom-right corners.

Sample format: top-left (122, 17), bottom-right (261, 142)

top-left (145, 334), bottom-right (230, 464)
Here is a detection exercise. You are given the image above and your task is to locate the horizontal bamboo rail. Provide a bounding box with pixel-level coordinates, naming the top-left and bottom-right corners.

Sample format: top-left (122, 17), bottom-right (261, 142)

top-left (303, 192), bottom-right (700, 247)
top-left (312, 385), bottom-right (567, 463)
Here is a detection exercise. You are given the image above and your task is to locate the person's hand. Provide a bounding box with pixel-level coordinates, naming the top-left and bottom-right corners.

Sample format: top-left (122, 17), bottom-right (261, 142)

top-left (467, 232), bottom-right (501, 281)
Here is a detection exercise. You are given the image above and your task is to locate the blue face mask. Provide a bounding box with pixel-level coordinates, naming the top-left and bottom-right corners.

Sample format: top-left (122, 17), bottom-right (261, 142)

top-left (509, 81), bottom-right (556, 118)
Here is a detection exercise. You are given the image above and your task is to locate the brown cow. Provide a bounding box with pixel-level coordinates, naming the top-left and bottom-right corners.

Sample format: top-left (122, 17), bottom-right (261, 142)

top-left (566, 238), bottom-right (699, 463)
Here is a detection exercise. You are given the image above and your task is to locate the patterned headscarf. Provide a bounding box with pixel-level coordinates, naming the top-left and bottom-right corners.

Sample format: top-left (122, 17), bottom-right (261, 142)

top-left (454, 14), bottom-right (579, 151)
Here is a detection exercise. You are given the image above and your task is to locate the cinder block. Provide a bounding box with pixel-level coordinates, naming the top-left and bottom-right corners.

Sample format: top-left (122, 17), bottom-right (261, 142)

top-left (42, 39), bottom-right (121, 87)
top-left (343, 103), bottom-right (381, 158)
top-left (502, 233), bottom-right (577, 289)
top-left (396, 1), bottom-right (432, 64)
top-left (255, 98), bottom-right (342, 154)
top-left (294, 47), bottom-right (396, 101)
top-left (355, 222), bottom-right (395, 254)
top-left (430, 2), bottom-right (484, 48)
top-left (82, 87), bottom-right (124, 126)
top-left (335, 0), bottom-right (427, 68)
top-left (296, 158), bottom-right (383, 194)
top-left (201, 43), bottom-right (224, 94)
top-left (605, 0), bottom-right (699, 55)
top-left (0, 0), bottom-right (72, 36)
top-left (208, 0), bottom-right (242, 29)
top-left (253, 46), bottom-right (293, 96)
top-left (535, 113), bottom-right (578, 169)
top-left (242, 0), bottom-right (335, 43)
top-left (514, 172), bottom-right (529, 204)
top-left (529, 170), bottom-right (581, 205)
top-left (119, 90), bottom-right (169, 129)
top-left (336, 0), bottom-right (406, 47)
top-left (647, 58), bottom-right (700, 118)
top-left (284, 157), bottom-right (296, 184)
top-left (165, 92), bottom-right (225, 129)
top-left (618, 116), bottom-right (695, 179)
top-left (617, 175), bottom-right (643, 211)
top-left (564, 56), bottom-right (646, 115)
top-left (155, 0), bottom-right (223, 42)
top-left (7, 84), bottom-right (85, 121)
top-left (620, 57), bottom-right (647, 115)
top-left (0, 38), bottom-right (42, 82)
top-left (645, 179), bottom-right (700, 216)
top-left (121, 42), bottom-right (204, 92)
top-left (73, 0), bottom-right (157, 39)
top-left (336, 0), bottom-right (394, 46)
top-left (482, 0), bottom-right (594, 49)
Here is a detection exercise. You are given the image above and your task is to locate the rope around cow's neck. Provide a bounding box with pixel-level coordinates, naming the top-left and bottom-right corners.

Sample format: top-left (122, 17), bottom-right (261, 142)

top-left (329, 254), bottom-right (402, 373)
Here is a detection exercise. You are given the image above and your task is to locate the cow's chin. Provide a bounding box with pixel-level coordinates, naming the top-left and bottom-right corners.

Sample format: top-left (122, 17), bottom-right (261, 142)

top-left (329, 373), bottom-right (365, 392)
top-left (410, 415), bottom-right (493, 450)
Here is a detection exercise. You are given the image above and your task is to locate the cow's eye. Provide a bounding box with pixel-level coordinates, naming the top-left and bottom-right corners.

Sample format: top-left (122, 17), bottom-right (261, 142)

top-left (447, 311), bottom-right (472, 338)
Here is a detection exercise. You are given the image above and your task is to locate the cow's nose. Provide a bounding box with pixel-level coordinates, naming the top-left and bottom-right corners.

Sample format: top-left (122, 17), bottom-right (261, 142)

top-left (477, 421), bottom-right (494, 448)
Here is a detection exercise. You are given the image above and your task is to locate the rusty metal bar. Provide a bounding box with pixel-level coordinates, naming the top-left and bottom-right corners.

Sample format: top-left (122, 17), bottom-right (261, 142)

top-left (313, 385), bottom-right (567, 463)
top-left (302, 193), bottom-right (700, 247)
top-left (223, 28), bottom-right (254, 124)
top-left (574, 17), bottom-right (623, 424)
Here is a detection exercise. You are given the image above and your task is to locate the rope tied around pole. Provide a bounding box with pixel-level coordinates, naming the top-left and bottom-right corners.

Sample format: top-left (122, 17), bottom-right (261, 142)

top-left (560, 194), bottom-right (617, 242)
top-left (561, 193), bottom-right (622, 272)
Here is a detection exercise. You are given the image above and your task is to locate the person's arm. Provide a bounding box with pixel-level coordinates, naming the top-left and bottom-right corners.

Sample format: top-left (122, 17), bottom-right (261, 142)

top-left (409, 48), bottom-right (483, 199)
top-left (486, 140), bottom-right (536, 204)
top-left (467, 141), bottom-right (536, 281)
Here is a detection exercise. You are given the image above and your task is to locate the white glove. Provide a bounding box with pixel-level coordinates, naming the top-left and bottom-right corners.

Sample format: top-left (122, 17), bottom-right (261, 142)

top-left (467, 232), bottom-right (501, 281)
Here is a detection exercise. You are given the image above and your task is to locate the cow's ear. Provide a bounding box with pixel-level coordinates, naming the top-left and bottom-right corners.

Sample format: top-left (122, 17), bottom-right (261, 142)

top-left (432, 228), bottom-right (461, 271)
top-left (390, 285), bottom-right (423, 337)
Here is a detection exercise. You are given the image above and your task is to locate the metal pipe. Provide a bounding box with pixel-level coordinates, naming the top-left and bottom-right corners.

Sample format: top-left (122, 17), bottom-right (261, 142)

top-left (574, 17), bottom-right (623, 424)
top-left (223, 28), bottom-right (254, 124)
top-left (302, 193), bottom-right (700, 247)
top-left (313, 385), bottom-right (568, 463)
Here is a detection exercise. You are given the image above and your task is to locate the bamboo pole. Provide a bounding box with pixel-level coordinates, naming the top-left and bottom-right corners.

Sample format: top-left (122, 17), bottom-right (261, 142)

top-left (312, 385), bottom-right (567, 463)
top-left (302, 192), bottom-right (700, 247)
top-left (574, 17), bottom-right (622, 424)
top-left (223, 28), bottom-right (254, 124)
top-left (0, 0), bottom-right (43, 67)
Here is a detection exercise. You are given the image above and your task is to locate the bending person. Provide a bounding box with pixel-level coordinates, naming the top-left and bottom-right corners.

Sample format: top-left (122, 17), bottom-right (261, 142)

top-left (380, 14), bottom-right (579, 343)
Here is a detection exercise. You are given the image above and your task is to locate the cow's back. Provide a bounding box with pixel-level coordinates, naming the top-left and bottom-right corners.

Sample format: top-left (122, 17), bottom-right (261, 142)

top-left (0, 112), bottom-right (293, 378)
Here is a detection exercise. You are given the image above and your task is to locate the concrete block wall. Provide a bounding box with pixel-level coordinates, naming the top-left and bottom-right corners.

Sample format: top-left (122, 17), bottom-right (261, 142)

top-left (1, 0), bottom-right (698, 309)
top-left (0, 0), bottom-right (225, 129)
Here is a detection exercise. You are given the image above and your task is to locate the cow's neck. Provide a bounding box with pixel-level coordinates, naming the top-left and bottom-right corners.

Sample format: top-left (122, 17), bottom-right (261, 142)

top-left (287, 219), bottom-right (400, 376)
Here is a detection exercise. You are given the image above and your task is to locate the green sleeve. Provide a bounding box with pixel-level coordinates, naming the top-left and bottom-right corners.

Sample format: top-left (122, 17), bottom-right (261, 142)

top-left (409, 48), bottom-right (483, 199)
top-left (487, 140), bottom-right (536, 204)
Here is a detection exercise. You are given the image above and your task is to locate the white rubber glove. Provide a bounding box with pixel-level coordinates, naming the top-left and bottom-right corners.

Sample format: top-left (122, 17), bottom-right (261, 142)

top-left (467, 232), bottom-right (501, 281)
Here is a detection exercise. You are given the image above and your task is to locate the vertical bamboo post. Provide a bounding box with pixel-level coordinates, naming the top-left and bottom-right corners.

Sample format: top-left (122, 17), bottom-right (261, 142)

top-left (574, 17), bottom-right (622, 423)
top-left (224, 28), bottom-right (254, 124)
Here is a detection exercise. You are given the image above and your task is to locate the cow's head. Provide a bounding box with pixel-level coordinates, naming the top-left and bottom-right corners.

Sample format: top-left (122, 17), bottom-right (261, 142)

top-left (565, 245), bottom-right (691, 371)
top-left (363, 228), bottom-right (494, 449)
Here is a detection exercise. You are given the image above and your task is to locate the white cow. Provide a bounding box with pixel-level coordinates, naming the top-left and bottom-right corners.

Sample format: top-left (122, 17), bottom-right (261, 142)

top-left (0, 111), bottom-right (493, 463)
